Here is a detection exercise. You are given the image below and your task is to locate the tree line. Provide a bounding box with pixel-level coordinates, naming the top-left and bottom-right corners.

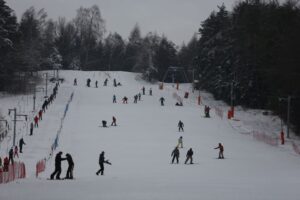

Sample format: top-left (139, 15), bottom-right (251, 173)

top-left (1, 0), bottom-right (299, 134)
top-left (194, 0), bottom-right (300, 135)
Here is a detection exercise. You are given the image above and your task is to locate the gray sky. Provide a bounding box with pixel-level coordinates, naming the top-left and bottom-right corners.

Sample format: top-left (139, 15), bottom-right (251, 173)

top-left (5, 0), bottom-right (238, 45)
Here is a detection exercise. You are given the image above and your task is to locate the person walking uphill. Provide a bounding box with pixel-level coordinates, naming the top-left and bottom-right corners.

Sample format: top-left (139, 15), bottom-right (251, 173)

top-left (19, 137), bottom-right (26, 153)
top-left (185, 148), bottom-right (194, 164)
top-left (50, 151), bottom-right (66, 180)
top-left (171, 146), bottom-right (180, 164)
top-left (65, 153), bottom-right (74, 179)
top-left (214, 143), bottom-right (224, 159)
top-left (96, 151), bottom-right (112, 176)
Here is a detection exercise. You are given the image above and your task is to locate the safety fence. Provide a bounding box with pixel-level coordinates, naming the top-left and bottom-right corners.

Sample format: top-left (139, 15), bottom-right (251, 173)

top-left (252, 131), bottom-right (279, 146)
top-left (49, 92), bottom-right (74, 159)
top-left (0, 162), bottom-right (26, 184)
top-left (36, 159), bottom-right (46, 178)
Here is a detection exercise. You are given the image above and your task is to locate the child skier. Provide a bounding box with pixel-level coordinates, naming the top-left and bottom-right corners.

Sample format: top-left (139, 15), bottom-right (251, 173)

top-left (214, 143), bottom-right (224, 159)
top-left (177, 136), bottom-right (183, 148)
top-left (178, 120), bottom-right (184, 132)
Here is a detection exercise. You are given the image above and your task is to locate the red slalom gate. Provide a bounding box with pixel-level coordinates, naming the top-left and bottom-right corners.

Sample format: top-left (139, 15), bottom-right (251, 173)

top-left (0, 162), bottom-right (26, 184)
top-left (36, 159), bottom-right (46, 178)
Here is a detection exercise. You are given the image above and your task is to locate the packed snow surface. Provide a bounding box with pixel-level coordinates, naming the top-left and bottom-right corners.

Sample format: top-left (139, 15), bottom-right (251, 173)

top-left (1, 71), bottom-right (300, 200)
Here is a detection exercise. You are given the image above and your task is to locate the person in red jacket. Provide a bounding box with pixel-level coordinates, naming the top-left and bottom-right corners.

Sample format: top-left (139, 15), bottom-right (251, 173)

top-left (34, 116), bottom-right (39, 127)
top-left (38, 110), bottom-right (43, 120)
top-left (3, 157), bottom-right (9, 172)
top-left (214, 143), bottom-right (224, 159)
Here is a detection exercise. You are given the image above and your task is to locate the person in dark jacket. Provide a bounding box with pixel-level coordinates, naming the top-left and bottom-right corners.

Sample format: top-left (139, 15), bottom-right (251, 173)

top-left (185, 148), bottom-right (194, 164)
top-left (30, 122), bottom-right (34, 136)
top-left (19, 138), bottom-right (26, 153)
top-left (159, 97), bottom-right (165, 106)
top-left (65, 153), bottom-right (74, 179)
top-left (8, 147), bottom-right (14, 164)
top-left (178, 120), bottom-right (184, 132)
top-left (50, 151), bottom-right (66, 180)
top-left (214, 143), bottom-right (224, 159)
top-left (111, 116), bottom-right (117, 126)
top-left (96, 151), bottom-right (111, 175)
top-left (102, 120), bottom-right (108, 127)
top-left (171, 147), bottom-right (180, 164)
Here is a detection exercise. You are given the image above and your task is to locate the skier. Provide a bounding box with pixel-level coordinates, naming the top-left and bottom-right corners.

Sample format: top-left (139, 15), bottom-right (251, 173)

top-left (205, 105), bottom-right (211, 118)
top-left (8, 147), bottom-right (14, 164)
top-left (14, 146), bottom-right (19, 158)
top-left (113, 95), bottom-right (117, 103)
top-left (95, 81), bottom-right (98, 88)
top-left (103, 78), bottom-right (108, 86)
top-left (138, 93), bottom-right (141, 101)
top-left (96, 151), bottom-right (112, 176)
top-left (149, 88), bottom-right (152, 96)
top-left (159, 97), bottom-right (165, 106)
top-left (177, 136), bottom-right (183, 148)
top-left (65, 153), bottom-right (74, 179)
top-left (122, 96), bottom-right (128, 104)
top-left (19, 138), bottom-right (26, 153)
top-left (184, 148), bottom-right (194, 164)
top-left (102, 120), bottom-right (108, 128)
top-left (50, 151), bottom-right (66, 180)
top-left (134, 95), bottom-right (138, 103)
top-left (30, 122), bottom-right (34, 136)
top-left (111, 116), bottom-right (117, 126)
top-left (74, 78), bottom-right (77, 86)
top-left (34, 115), bottom-right (39, 127)
top-left (87, 78), bottom-right (91, 87)
top-left (178, 120), bottom-right (184, 132)
top-left (142, 86), bottom-right (145, 95)
top-left (42, 99), bottom-right (48, 112)
top-left (113, 79), bottom-right (117, 87)
top-left (171, 146), bottom-right (180, 164)
top-left (214, 143), bottom-right (224, 159)
top-left (3, 157), bottom-right (9, 171)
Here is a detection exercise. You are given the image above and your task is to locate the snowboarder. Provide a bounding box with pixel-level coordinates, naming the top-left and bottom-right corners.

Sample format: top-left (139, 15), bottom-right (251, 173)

top-left (103, 78), bottom-right (108, 86)
top-left (34, 115), bottom-right (39, 127)
top-left (113, 95), bottom-right (117, 103)
top-left (65, 153), bottom-right (74, 179)
top-left (185, 148), bottom-right (194, 164)
top-left (102, 120), bottom-right (108, 127)
top-left (95, 81), bottom-right (98, 88)
top-left (171, 146), bottom-right (180, 164)
top-left (96, 151), bottom-right (112, 176)
top-left (177, 136), bottom-right (183, 148)
top-left (142, 86), bottom-right (145, 95)
top-left (30, 122), bottom-right (34, 136)
top-left (87, 78), bottom-right (91, 87)
top-left (178, 120), bottom-right (184, 132)
top-left (175, 102), bottom-right (183, 106)
top-left (111, 116), bottom-right (117, 126)
top-left (122, 96), bottom-right (128, 104)
top-left (159, 97), bottom-right (165, 106)
top-left (50, 151), bottom-right (66, 180)
top-left (149, 88), bottom-right (152, 96)
top-left (19, 138), bottom-right (26, 153)
top-left (8, 147), bottom-right (14, 164)
top-left (214, 143), bottom-right (224, 159)
top-left (74, 78), bottom-right (77, 86)
top-left (113, 79), bottom-right (117, 87)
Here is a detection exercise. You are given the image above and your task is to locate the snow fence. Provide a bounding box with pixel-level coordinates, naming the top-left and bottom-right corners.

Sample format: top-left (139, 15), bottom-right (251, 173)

top-left (0, 162), bottom-right (26, 184)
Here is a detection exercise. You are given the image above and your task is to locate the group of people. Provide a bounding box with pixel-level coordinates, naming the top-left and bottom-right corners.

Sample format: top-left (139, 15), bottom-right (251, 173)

top-left (78, 78), bottom-right (122, 88)
top-left (50, 152), bottom-right (74, 180)
top-left (101, 116), bottom-right (117, 127)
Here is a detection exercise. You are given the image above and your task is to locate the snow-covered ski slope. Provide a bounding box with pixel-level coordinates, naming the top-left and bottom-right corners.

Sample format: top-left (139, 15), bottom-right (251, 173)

top-left (1, 71), bottom-right (300, 200)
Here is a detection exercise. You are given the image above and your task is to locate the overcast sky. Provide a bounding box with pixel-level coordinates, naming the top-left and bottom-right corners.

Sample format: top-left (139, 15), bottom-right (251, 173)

top-left (5, 0), bottom-right (238, 45)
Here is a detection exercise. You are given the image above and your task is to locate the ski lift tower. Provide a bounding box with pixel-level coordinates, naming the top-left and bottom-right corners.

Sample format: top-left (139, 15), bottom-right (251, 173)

top-left (161, 66), bottom-right (189, 83)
